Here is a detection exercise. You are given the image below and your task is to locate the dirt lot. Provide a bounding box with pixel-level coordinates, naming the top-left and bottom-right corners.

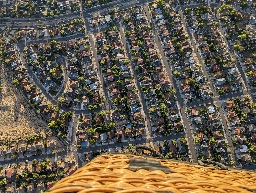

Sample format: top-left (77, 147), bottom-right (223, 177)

top-left (0, 66), bottom-right (48, 141)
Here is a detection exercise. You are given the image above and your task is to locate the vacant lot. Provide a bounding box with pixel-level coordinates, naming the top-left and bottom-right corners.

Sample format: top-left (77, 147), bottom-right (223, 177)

top-left (0, 66), bottom-right (47, 142)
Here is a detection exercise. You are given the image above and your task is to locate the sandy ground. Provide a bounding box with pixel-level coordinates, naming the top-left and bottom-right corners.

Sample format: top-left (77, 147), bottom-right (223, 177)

top-left (0, 68), bottom-right (47, 141)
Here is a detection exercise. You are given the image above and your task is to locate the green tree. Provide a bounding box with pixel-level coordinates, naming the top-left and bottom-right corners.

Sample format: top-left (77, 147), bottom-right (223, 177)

top-left (98, 110), bottom-right (105, 117)
top-left (47, 103), bottom-right (53, 110)
top-left (12, 79), bottom-right (19, 85)
top-left (108, 122), bottom-right (116, 129)
top-left (180, 138), bottom-right (187, 144)
top-left (0, 178), bottom-right (7, 190)
top-left (194, 137), bottom-right (201, 144)
top-left (100, 59), bottom-right (106, 66)
top-left (86, 128), bottom-right (95, 136)
top-left (165, 152), bottom-right (172, 159)
top-left (209, 137), bottom-right (216, 145)
top-left (48, 120), bottom-right (57, 129)
top-left (234, 44), bottom-right (241, 52)
top-left (78, 76), bottom-right (84, 82)
top-left (61, 111), bottom-right (73, 119)
top-left (156, 0), bottom-right (165, 8)
top-left (57, 96), bottom-right (65, 104)
top-left (50, 40), bottom-right (57, 47)
top-left (238, 33), bottom-right (247, 41)
top-left (218, 89), bottom-right (225, 95)
top-left (223, 142), bottom-right (228, 148)
top-left (173, 70), bottom-right (181, 77)
top-left (188, 78), bottom-right (196, 85)
top-left (149, 107), bottom-right (156, 114)
top-left (240, 1), bottom-right (248, 9)
top-left (246, 71), bottom-right (254, 77)
top-left (249, 145), bottom-right (256, 153)
top-left (159, 103), bottom-right (167, 112)
top-left (60, 30), bottom-right (66, 36)
top-left (48, 119), bottom-right (64, 130)
top-left (32, 173), bottom-right (40, 180)
top-left (125, 31), bottom-right (131, 36)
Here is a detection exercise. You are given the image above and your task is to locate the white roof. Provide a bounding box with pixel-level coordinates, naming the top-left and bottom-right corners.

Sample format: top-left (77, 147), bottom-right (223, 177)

top-left (117, 54), bottom-right (125, 59)
top-left (155, 8), bottom-right (162, 14)
top-left (100, 133), bottom-right (107, 141)
top-left (90, 83), bottom-right (97, 91)
top-left (105, 15), bottom-right (111, 22)
top-left (228, 68), bottom-right (236, 74)
top-left (208, 106), bottom-right (215, 114)
top-left (136, 14), bottom-right (143, 20)
top-left (240, 145), bottom-right (248, 153)
top-left (216, 78), bottom-right (226, 86)
top-left (156, 15), bottom-right (163, 20)
top-left (31, 53), bottom-right (37, 60)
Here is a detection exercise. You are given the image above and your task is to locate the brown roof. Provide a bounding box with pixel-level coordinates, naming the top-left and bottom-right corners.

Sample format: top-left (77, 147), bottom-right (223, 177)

top-left (6, 168), bottom-right (13, 178)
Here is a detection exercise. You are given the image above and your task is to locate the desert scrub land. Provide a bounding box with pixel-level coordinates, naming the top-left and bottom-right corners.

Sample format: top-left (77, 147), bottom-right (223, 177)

top-left (0, 64), bottom-right (47, 141)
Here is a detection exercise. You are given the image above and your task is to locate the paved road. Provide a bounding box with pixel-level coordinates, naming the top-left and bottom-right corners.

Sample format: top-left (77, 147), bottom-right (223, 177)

top-left (231, 3), bottom-right (256, 15)
top-left (0, 0), bottom-right (159, 34)
top-left (215, 11), bottom-right (256, 104)
top-left (78, 132), bottom-right (184, 153)
top-left (187, 90), bottom-right (245, 108)
top-left (242, 164), bottom-right (256, 171)
top-left (70, 115), bottom-right (80, 166)
top-left (118, 21), bottom-right (153, 142)
top-left (82, 0), bottom-right (149, 16)
top-left (55, 56), bottom-right (69, 100)
top-left (17, 39), bottom-right (57, 106)
top-left (144, 4), bottom-right (197, 162)
top-left (17, 36), bottom-right (97, 115)
top-left (0, 150), bottom-right (67, 165)
top-left (179, 8), bottom-right (236, 163)
top-left (17, 33), bottom-right (89, 110)
top-left (0, 19), bottom-right (84, 29)
top-left (18, 34), bottom-right (85, 47)
top-left (0, 12), bottom-right (80, 22)
top-left (89, 34), bottom-right (111, 112)
top-left (26, 34), bottom-right (84, 44)
top-left (0, 60), bottom-right (6, 103)
top-left (216, 11), bottom-right (249, 96)
top-left (0, 0), bottom-right (152, 25)
top-left (78, 139), bottom-right (146, 153)
top-left (83, 0), bottom-right (152, 33)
